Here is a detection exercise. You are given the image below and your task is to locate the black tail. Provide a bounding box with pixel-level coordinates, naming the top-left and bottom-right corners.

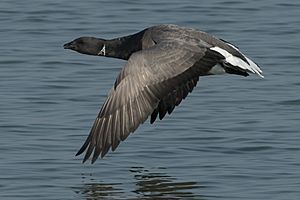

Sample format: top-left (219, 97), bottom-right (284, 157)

top-left (222, 63), bottom-right (249, 77)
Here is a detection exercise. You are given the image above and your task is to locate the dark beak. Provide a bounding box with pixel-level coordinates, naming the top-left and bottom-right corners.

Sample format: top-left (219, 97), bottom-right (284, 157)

top-left (63, 42), bottom-right (74, 49)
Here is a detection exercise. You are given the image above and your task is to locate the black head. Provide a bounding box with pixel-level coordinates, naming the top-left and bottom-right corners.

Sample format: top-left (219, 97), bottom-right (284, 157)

top-left (63, 37), bottom-right (106, 56)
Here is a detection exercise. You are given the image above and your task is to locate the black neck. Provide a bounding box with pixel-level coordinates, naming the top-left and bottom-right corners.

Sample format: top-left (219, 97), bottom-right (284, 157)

top-left (104, 29), bottom-right (146, 60)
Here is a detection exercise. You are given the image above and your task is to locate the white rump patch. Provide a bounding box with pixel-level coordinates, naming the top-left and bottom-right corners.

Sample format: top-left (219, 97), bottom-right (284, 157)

top-left (210, 46), bottom-right (264, 78)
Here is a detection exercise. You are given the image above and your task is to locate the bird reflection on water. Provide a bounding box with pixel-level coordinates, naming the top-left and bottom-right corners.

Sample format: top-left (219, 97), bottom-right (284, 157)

top-left (130, 167), bottom-right (203, 200)
top-left (74, 167), bottom-right (205, 200)
top-left (75, 182), bottom-right (123, 199)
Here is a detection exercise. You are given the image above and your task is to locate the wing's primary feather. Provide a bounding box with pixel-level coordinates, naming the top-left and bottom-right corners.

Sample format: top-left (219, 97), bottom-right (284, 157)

top-left (76, 40), bottom-right (221, 163)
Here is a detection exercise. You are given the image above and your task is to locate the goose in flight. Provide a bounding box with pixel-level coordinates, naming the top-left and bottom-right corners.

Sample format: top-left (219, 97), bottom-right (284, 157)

top-left (63, 24), bottom-right (263, 163)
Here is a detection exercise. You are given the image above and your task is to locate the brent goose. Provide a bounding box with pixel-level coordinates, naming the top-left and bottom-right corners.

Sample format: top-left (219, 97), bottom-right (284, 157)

top-left (64, 24), bottom-right (263, 163)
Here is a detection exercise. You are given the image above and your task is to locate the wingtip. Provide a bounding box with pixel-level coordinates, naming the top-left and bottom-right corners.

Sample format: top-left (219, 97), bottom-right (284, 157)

top-left (75, 150), bottom-right (82, 157)
top-left (76, 145), bottom-right (86, 159)
top-left (101, 150), bottom-right (109, 159)
top-left (76, 154), bottom-right (95, 164)
top-left (150, 118), bottom-right (155, 124)
top-left (91, 157), bottom-right (97, 164)
top-left (82, 155), bottom-right (89, 163)
top-left (76, 147), bottom-right (90, 163)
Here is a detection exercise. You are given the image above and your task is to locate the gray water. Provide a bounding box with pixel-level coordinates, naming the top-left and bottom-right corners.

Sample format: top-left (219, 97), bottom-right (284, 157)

top-left (1, 0), bottom-right (300, 199)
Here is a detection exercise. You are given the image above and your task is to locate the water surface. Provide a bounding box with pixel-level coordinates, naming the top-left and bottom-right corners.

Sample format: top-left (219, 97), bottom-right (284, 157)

top-left (1, 0), bottom-right (300, 199)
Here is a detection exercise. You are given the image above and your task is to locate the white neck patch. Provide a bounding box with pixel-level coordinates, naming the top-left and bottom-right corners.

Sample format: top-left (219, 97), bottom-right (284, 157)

top-left (98, 45), bottom-right (106, 56)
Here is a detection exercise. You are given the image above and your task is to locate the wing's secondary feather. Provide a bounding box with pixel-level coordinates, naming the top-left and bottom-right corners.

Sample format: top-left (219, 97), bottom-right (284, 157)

top-left (76, 40), bottom-right (219, 163)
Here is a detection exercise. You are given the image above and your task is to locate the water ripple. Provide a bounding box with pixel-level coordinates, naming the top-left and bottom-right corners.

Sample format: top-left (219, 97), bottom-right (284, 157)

top-left (1, 0), bottom-right (300, 199)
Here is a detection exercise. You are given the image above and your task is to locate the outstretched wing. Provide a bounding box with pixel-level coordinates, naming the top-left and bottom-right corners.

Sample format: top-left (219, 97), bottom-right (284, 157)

top-left (76, 40), bottom-right (222, 163)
